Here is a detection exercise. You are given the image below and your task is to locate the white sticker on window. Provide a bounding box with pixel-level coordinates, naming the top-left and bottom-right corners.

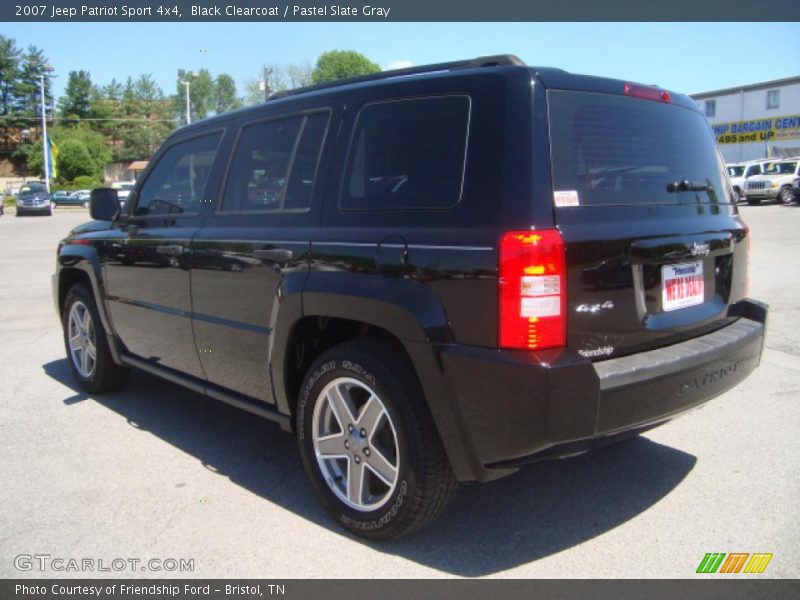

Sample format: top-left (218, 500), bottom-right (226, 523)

top-left (554, 190), bottom-right (580, 207)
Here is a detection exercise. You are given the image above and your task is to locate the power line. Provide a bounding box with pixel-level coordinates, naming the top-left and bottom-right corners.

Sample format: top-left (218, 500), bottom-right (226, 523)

top-left (0, 115), bottom-right (180, 123)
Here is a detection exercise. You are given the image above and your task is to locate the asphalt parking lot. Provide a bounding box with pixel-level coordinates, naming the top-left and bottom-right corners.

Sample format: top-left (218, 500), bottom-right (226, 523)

top-left (0, 204), bottom-right (798, 579)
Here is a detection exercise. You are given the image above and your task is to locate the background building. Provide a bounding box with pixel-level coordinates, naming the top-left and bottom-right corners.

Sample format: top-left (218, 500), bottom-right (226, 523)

top-left (692, 76), bottom-right (800, 163)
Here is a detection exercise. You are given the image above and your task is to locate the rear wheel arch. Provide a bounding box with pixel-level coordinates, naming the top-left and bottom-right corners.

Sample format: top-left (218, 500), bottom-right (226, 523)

top-left (280, 315), bottom-right (414, 425)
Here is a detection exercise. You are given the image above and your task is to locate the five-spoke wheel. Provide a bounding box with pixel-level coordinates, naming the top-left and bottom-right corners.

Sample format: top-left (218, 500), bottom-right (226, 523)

top-left (297, 339), bottom-right (457, 540)
top-left (312, 377), bottom-right (400, 511)
top-left (67, 300), bottom-right (97, 379)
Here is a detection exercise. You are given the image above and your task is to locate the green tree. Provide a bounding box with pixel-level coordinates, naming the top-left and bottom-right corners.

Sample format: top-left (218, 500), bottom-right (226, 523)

top-left (311, 50), bottom-right (380, 85)
top-left (23, 124), bottom-right (111, 180)
top-left (59, 70), bottom-right (93, 122)
top-left (103, 78), bottom-right (123, 101)
top-left (13, 45), bottom-right (52, 117)
top-left (0, 35), bottom-right (21, 151)
top-left (118, 74), bottom-right (175, 161)
top-left (215, 73), bottom-right (240, 114)
top-left (286, 61), bottom-right (313, 89)
top-left (57, 138), bottom-right (94, 180)
top-left (188, 69), bottom-right (215, 120)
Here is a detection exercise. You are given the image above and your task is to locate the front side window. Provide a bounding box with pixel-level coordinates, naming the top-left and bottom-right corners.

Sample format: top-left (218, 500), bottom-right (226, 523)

top-left (341, 96), bottom-right (471, 210)
top-left (221, 112), bottom-right (328, 212)
top-left (767, 89), bottom-right (780, 109)
top-left (745, 165), bottom-right (761, 177)
top-left (705, 99), bottom-right (716, 118)
top-left (135, 132), bottom-right (221, 217)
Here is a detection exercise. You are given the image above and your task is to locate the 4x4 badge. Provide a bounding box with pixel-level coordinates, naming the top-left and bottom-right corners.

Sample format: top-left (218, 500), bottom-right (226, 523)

top-left (690, 242), bottom-right (710, 257)
top-left (576, 301), bottom-right (615, 313)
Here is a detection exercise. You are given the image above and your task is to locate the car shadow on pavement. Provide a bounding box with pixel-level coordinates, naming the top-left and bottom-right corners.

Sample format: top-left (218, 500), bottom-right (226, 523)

top-left (43, 358), bottom-right (696, 577)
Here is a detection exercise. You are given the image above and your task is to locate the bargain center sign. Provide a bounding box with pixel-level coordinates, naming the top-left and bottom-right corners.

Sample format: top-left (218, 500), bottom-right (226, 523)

top-left (713, 115), bottom-right (800, 144)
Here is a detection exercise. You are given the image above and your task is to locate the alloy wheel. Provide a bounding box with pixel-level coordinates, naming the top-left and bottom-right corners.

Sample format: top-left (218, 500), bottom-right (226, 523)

top-left (312, 377), bottom-right (400, 511)
top-left (67, 301), bottom-right (97, 378)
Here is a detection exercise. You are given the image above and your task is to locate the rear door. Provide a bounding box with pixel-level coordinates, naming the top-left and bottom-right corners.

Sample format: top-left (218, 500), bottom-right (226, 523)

top-left (547, 90), bottom-right (749, 360)
top-left (190, 108), bottom-right (333, 402)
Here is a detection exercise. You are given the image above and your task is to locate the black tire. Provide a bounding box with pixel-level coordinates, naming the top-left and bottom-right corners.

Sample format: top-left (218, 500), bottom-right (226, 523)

top-left (746, 197), bottom-right (761, 206)
top-left (62, 283), bottom-right (130, 394)
top-left (297, 339), bottom-right (457, 541)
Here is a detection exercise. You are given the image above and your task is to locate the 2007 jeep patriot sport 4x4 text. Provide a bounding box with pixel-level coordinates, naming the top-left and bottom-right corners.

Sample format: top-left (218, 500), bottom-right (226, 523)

top-left (54, 55), bottom-right (767, 540)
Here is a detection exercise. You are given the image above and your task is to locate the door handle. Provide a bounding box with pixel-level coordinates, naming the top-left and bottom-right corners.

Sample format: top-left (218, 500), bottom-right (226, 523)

top-left (156, 244), bottom-right (185, 257)
top-left (254, 248), bottom-right (293, 262)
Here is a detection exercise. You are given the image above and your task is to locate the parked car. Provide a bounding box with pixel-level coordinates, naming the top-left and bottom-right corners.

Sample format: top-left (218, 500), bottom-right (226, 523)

top-left (54, 55), bottom-right (767, 540)
top-left (51, 191), bottom-right (89, 207)
top-left (111, 181), bottom-right (136, 201)
top-left (16, 182), bottom-right (52, 216)
top-left (761, 160), bottom-right (800, 204)
top-left (725, 163), bottom-right (745, 202)
top-left (71, 190), bottom-right (91, 204)
top-left (741, 158), bottom-right (783, 205)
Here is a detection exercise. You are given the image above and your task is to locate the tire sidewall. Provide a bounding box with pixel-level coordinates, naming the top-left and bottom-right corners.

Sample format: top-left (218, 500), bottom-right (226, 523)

top-left (297, 351), bottom-right (419, 540)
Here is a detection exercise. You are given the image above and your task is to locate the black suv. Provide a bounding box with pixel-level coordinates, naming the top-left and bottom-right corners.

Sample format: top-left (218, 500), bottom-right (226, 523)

top-left (54, 56), bottom-right (767, 540)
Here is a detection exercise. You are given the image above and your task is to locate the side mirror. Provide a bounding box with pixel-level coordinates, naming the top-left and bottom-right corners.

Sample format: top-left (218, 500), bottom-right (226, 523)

top-left (89, 188), bottom-right (120, 220)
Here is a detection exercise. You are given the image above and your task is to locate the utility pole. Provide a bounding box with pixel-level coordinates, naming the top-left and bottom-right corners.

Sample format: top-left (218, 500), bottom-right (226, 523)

top-left (39, 65), bottom-right (54, 193)
top-left (262, 66), bottom-right (273, 101)
top-left (178, 69), bottom-right (192, 124)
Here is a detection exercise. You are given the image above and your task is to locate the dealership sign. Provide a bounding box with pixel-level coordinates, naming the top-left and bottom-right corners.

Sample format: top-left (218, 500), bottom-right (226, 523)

top-left (713, 115), bottom-right (800, 144)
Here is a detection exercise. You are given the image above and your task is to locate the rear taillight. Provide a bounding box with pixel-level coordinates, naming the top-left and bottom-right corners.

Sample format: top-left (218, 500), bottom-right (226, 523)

top-left (499, 230), bottom-right (566, 350)
top-left (624, 82), bottom-right (671, 103)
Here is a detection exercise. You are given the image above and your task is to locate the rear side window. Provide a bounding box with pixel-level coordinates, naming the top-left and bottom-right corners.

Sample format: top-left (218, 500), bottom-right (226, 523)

top-left (221, 111), bottom-right (329, 213)
top-left (548, 91), bottom-right (730, 206)
top-left (341, 96), bottom-right (470, 210)
top-left (136, 132), bottom-right (221, 217)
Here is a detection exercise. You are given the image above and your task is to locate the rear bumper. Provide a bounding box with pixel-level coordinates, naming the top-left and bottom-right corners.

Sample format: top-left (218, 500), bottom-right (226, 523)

top-left (422, 299), bottom-right (767, 482)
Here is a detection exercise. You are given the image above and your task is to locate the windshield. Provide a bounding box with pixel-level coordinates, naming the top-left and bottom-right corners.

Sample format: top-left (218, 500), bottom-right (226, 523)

top-left (765, 161), bottom-right (797, 175)
top-left (727, 166), bottom-right (745, 177)
top-left (548, 90), bottom-right (730, 205)
top-left (19, 184), bottom-right (46, 196)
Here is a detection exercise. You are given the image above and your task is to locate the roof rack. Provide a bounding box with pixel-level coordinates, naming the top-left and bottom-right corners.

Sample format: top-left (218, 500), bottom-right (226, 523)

top-left (268, 54), bottom-right (527, 101)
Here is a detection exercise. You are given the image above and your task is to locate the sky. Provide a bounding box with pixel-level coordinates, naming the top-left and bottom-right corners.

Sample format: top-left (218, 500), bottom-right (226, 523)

top-left (3, 22), bottom-right (800, 99)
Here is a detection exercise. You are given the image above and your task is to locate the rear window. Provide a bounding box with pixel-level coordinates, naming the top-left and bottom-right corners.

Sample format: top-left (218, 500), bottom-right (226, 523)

top-left (548, 91), bottom-right (730, 206)
top-left (341, 96), bottom-right (470, 210)
top-left (221, 111), bottom-right (329, 213)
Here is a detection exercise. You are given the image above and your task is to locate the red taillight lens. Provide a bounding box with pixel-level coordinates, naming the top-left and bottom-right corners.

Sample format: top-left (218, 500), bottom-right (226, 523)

top-left (624, 82), bottom-right (671, 103)
top-left (499, 230), bottom-right (566, 350)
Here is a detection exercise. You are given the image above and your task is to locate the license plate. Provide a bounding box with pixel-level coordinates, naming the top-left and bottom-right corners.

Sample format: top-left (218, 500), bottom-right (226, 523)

top-left (662, 261), bottom-right (704, 312)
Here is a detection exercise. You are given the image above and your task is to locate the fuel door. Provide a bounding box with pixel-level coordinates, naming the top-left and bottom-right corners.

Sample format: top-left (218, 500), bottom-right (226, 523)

top-left (375, 235), bottom-right (408, 278)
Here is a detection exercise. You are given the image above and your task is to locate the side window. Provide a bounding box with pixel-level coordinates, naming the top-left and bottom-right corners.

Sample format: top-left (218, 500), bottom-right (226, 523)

top-left (766, 89), bottom-right (780, 110)
top-left (704, 99), bottom-right (715, 118)
top-left (341, 96), bottom-right (471, 210)
top-left (136, 132), bottom-right (221, 217)
top-left (221, 111), bottom-right (329, 213)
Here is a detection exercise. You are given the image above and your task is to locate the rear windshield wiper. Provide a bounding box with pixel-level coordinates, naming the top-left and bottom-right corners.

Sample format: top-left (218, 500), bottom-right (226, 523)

top-left (666, 180), bottom-right (712, 193)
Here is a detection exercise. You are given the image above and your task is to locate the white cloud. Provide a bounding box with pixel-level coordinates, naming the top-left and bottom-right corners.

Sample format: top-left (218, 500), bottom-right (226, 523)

top-left (384, 60), bottom-right (413, 71)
